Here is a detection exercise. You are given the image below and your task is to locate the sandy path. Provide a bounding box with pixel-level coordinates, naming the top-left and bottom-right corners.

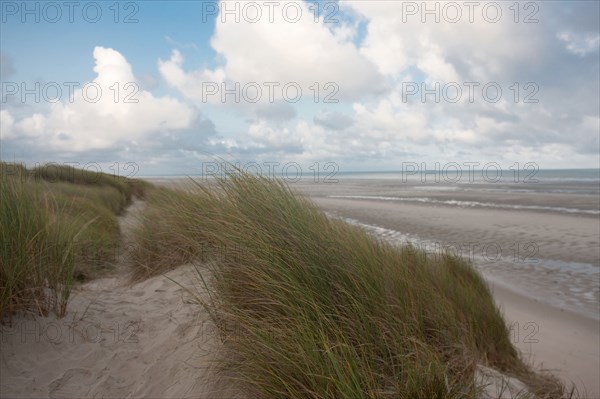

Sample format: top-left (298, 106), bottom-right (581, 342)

top-left (1, 201), bottom-right (241, 399)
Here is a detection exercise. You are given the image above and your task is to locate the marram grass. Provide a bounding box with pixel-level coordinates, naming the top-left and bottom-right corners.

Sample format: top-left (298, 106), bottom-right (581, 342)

top-left (0, 170), bottom-right (78, 318)
top-left (133, 171), bottom-right (568, 398)
top-left (0, 162), bottom-right (150, 319)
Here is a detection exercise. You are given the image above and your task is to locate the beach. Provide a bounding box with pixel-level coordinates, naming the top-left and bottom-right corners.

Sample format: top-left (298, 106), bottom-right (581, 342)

top-left (292, 173), bottom-right (600, 395)
top-left (2, 171), bottom-right (598, 397)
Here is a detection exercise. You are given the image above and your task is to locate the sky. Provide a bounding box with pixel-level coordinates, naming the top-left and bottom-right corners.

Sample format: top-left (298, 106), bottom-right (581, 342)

top-left (1, 0), bottom-right (599, 176)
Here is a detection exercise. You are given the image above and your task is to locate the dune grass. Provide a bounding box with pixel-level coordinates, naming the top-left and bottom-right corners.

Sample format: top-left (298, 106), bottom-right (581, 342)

top-left (0, 162), bottom-right (150, 319)
top-left (133, 171), bottom-right (566, 398)
top-left (1, 170), bottom-right (78, 318)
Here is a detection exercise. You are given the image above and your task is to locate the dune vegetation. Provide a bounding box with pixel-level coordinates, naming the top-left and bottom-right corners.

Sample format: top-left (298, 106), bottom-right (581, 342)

top-left (0, 162), bottom-right (150, 319)
top-left (1, 160), bottom-right (571, 397)
top-left (132, 170), bottom-right (568, 398)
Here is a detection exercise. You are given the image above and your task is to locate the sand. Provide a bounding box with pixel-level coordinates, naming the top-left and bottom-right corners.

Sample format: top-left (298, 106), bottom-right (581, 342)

top-left (492, 284), bottom-right (600, 396)
top-left (0, 201), bottom-right (242, 399)
top-left (1, 265), bottom-right (221, 398)
top-left (308, 196), bottom-right (600, 266)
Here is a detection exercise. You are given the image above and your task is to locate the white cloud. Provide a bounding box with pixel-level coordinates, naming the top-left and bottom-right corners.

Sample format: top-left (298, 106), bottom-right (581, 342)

top-left (353, 99), bottom-right (428, 142)
top-left (5, 2), bottom-right (597, 170)
top-left (210, 0), bottom-right (382, 99)
top-left (7, 47), bottom-right (196, 151)
top-left (158, 49), bottom-right (226, 102)
top-left (416, 39), bottom-right (460, 83)
top-left (557, 31), bottom-right (600, 56)
top-left (0, 110), bottom-right (15, 139)
top-left (342, 0), bottom-right (545, 82)
top-left (159, 0), bottom-right (383, 104)
top-left (247, 120), bottom-right (299, 149)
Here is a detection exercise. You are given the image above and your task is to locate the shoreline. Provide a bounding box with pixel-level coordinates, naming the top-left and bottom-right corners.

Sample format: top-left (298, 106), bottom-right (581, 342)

top-left (309, 196), bottom-right (599, 310)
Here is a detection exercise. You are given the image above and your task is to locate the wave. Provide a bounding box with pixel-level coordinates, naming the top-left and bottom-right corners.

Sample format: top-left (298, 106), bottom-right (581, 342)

top-left (328, 195), bottom-right (600, 215)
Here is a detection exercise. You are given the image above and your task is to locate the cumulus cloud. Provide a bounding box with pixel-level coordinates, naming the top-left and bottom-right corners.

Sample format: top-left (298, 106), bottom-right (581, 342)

top-left (158, 49), bottom-right (226, 103)
top-left (0, 110), bottom-right (15, 139)
top-left (343, 1), bottom-right (572, 84)
top-left (313, 1), bottom-right (599, 166)
top-left (159, 0), bottom-right (384, 104)
top-left (151, 1), bottom-right (598, 169)
top-left (5, 47), bottom-right (196, 152)
top-left (247, 119), bottom-right (301, 150)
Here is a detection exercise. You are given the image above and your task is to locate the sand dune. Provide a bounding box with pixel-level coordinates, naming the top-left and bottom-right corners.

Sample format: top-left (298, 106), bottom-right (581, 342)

top-left (0, 266), bottom-right (248, 398)
top-left (1, 201), bottom-right (242, 399)
top-left (0, 264), bottom-right (242, 398)
top-left (3, 187), bottom-right (598, 397)
top-left (309, 195), bottom-right (600, 397)
top-left (2, 266), bottom-right (538, 399)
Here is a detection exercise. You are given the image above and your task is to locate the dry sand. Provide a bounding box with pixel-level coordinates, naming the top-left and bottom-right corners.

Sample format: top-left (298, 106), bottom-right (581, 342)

top-left (492, 284), bottom-right (600, 396)
top-left (0, 201), bottom-right (242, 399)
top-left (1, 265), bottom-right (226, 398)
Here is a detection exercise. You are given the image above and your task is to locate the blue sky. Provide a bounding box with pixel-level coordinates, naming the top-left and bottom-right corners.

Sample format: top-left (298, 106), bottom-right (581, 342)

top-left (1, 0), bottom-right (599, 176)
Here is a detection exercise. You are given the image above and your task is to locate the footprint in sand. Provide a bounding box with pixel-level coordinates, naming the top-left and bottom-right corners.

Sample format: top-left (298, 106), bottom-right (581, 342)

top-left (48, 368), bottom-right (92, 398)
